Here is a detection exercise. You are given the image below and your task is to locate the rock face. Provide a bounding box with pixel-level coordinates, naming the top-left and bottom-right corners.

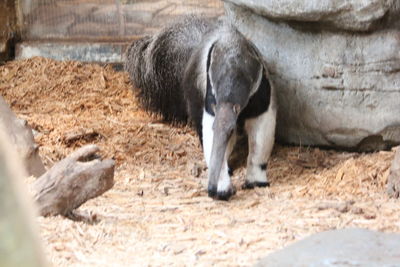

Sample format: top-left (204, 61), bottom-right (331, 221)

top-left (256, 228), bottom-right (400, 266)
top-left (224, 0), bottom-right (400, 150)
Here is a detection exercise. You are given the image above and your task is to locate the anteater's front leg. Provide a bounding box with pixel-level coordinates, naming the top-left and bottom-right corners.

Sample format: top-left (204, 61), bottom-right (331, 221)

top-left (202, 109), bottom-right (237, 200)
top-left (243, 107), bottom-right (276, 189)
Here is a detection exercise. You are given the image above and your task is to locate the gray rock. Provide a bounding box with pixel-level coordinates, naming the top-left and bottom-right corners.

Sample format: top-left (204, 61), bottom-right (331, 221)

top-left (225, 0), bottom-right (400, 32)
top-left (16, 42), bottom-right (125, 63)
top-left (256, 228), bottom-right (400, 267)
top-left (224, 1), bottom-right (400, 150)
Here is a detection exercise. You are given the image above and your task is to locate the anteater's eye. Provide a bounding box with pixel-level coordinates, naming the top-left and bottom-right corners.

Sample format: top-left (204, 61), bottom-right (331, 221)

top-left (211, 103), bottom-right (216, 114)
top-left (233, 104), bottom-right (241, 115)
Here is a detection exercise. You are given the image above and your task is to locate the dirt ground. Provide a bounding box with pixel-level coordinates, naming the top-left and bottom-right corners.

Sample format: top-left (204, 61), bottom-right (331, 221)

top-left (1, 57), bottom-right (399, 266)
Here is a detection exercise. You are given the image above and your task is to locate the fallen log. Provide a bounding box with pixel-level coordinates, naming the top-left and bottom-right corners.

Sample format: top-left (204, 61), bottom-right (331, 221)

top-left (387, 146), bottom-right (400, 198)
top-left (33, 144), bottom-right (114, 217)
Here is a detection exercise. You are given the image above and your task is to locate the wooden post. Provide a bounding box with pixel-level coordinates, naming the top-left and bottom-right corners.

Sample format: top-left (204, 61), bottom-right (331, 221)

top-left (0, 96), bottom-right (46, 177)
top-left (0, 0), bottom-right (18, 62)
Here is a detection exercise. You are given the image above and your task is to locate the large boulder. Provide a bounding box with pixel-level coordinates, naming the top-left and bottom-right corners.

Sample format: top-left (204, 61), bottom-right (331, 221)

top-left (224, 0), bottom-right (400, 151)
top-left (256, 228), bottom-right (400, 266)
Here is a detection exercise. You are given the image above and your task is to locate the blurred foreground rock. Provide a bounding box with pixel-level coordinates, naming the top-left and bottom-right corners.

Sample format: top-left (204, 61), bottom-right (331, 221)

top-left (224, 0), bottom-right (400, 151)
top-left (256, 228), bottom-right (400, 267)
top-left (0, 96), bottom-right (46, 177)
top-left (0, 127), bottom-right (47, 267)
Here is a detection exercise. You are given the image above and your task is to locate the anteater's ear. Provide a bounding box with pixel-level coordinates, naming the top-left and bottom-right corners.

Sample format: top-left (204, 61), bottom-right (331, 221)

top-left (233, 104), bottom-right (241, 115)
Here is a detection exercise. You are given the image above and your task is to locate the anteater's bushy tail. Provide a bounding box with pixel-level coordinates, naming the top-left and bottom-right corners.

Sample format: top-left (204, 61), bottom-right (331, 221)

top-left (124, 16), bottom-right (214, 123)
top-left (124, 36), bottom-right (152, 93)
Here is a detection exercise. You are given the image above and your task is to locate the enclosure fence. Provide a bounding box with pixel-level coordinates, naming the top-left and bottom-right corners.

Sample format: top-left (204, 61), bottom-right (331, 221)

top-left (20, 0), bottom-right (224, 41)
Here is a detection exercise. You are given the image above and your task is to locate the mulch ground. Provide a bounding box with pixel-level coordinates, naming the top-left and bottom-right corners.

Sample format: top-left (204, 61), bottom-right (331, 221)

top-left (1, 57), bottom-right (399, 266)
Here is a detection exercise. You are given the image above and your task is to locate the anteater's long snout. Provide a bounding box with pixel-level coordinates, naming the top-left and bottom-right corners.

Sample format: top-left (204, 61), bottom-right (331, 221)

top-left (208, 103), bottom-right (238, 200)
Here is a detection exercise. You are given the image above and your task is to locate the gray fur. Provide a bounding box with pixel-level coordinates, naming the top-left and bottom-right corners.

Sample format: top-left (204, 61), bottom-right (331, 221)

top-left (124, 16), bottom-right (215, 123)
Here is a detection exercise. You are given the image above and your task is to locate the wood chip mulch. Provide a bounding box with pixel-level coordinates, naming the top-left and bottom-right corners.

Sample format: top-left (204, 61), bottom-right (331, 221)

top-left (1, 57), bottom-right (399, 267)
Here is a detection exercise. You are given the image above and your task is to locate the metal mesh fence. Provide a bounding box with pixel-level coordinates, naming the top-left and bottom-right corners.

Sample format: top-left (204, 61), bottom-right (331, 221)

top-left (20, 0), bottom-right (224, 41)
